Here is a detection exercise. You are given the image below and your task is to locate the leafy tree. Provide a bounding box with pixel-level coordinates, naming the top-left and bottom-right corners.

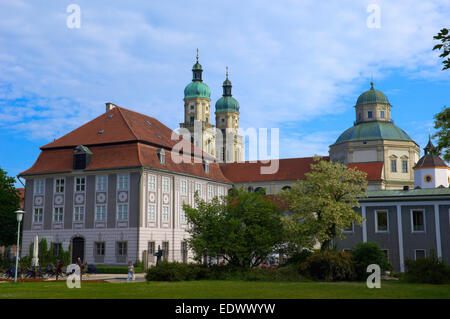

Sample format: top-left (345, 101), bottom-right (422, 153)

top-left (279, 156), bottom-right (367, 251)
top-left (183, 188), bottom-right (284, 268)
top-left (432, 106), bottom-right (449, 162)
top-left (0, 168), bottom-right (21, 247)
top-left (433, 28), bottom-right (450, 70)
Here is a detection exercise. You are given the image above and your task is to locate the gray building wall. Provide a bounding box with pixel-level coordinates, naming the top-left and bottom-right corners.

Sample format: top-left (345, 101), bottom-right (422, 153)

top-left (401, 205), bottom-right (436, 262)
top-left (439, 205), bottom-right (450, 265)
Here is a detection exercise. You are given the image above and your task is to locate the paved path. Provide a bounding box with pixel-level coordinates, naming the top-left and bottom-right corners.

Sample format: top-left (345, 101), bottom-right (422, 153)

top-left (82, 273), bottom-right (146, 283)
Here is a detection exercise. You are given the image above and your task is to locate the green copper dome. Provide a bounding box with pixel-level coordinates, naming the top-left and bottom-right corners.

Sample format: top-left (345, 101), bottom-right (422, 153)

top-left (184, 81), bottom-right (211, 99)
top-left (215, 69), bottom-right (239, 112)
top-left (356, 83), bottom-right (390, 106)
top-left (215, 96), bottom-right (240, 112)
top-left (334, 121), bottom-right (413, 145)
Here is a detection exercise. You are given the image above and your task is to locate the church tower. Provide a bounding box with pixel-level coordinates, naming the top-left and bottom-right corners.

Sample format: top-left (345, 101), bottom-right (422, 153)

top-left (413, 137), bottom-right (449, 188)
top-left (215, 68), bottom-right (244, 163)
top-left (180, 50), bottom-right (216, 157)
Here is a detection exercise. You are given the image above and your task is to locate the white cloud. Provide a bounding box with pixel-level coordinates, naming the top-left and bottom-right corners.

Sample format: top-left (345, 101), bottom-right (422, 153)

top-left (0, 0), bottom-right (448, 148)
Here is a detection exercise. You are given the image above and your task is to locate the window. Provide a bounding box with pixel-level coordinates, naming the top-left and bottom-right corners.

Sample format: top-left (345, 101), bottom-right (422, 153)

top-left (181, 241), bottom-right (188, 264)
top-left (390, 159), bottom-right (397, 172)
top-left (163, 177), bottom-right (170, 193)
top-left (282, 186), bottom-right (292, 191)
top-left (117, 242), bottom-right (127, 256)
top-left (411, 210), bottom-right (425, 232)
top-left (96, 175), bottom-right (107, 192)
top-left (205, 117), bottom-right (209, 123)
top-left (117, 204), bottom-right (128, 221)
top-left (376, 210), bottom-right (388, 232)
top-left (95, 205), bottom-right (106, 221)
top-left (73, 206), bottom-right (84, 222)
top-left (162, 177), bottom-right (170, 193)
top-left (33, 208), bottom-right (43, 223)
top-left (368, 111), bottom-right (373, 118)
top-left (162, 241), bottom-right (169, 261)
top-left (162, 206), bottom-right (169, 222)
top-left (34, 179), bottom-right (45, 194)
top-left (204, 162), bottom-right (210, 174)
top-left (190, 116), bottom-right (194, 123)
top-left (207, 185), bottom-right (213, 199)
top-left (53, 207), bottom-right (64, 223)
top-left (148, 204), bottom-right (155, 221)
top-left (415, 249), bottom-right (426, 260)
top-left (380, 111), bottom-right (385, 119)
top-left (247, 186), bottom-right (254, 192)
top-left (95, 242), bottom-right (105, 256)
top-left (53, 243), bottom-right (62, 256)
top-left (180, 207), bottom-right (186, 223)
top-left (148, 175), bottom-right (156, 191)
top-left (181, 180), bottom-right (187, 195)
top-left (402, 160), bottom-right (408, 173)
top-left (55, 178), bottom-right (65, 193)
top-left (75, 177), bottom-right (86, 192)
top-left (158, 149), bottom-right (166, 165)
top-left (117, 174), bottom-right (129, 191)
top-left (343, 221), bottom-right (353, 233)
top-left (195, 183), bottom-right (202, 196)
top-left (148, 242), bottom-right (155, 263)
top-left (218, 187), bottom-right (224, 197)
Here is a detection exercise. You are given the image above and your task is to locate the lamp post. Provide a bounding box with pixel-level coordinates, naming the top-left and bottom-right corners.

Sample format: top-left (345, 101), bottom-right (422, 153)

top-left (14, 209), bottom-right (25, 283)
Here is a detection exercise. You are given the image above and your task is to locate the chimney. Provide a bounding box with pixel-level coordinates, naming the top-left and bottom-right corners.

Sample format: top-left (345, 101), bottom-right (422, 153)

top-left (105, 102), bottom-right (117, 112)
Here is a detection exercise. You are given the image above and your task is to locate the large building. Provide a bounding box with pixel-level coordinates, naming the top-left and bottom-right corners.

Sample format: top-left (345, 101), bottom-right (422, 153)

top-left (329, 82), bottom-right (420, 190)
top-left (17, 56), bottom-right (449, 271)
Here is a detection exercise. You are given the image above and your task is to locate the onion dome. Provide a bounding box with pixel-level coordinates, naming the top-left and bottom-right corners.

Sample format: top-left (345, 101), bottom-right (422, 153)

top-left (215, 67), bottom-right (240, 112)
top-left (184, 49), bottom-right (211, 99)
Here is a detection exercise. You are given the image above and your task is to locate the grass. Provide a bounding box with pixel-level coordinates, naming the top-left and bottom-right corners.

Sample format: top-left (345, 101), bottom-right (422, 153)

top-left (0, 280), bottom-right (449, 299)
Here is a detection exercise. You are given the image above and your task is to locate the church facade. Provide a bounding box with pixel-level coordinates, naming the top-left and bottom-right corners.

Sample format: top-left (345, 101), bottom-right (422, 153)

top-left (18, 55), bottom-right (449, 271)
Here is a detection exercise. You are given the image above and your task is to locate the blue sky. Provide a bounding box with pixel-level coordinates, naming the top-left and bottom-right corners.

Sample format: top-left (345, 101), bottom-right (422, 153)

top-left (0, 0), bottom-right (449, 186)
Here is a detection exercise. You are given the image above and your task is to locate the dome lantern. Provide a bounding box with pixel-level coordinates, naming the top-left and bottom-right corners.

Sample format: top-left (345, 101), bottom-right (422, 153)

top-left (215, 67), bottom-right (239, 113)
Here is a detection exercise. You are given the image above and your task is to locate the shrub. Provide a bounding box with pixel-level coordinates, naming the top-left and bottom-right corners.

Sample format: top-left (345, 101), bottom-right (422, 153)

top-left (146, 261), bottom-right (195, 281)
top-left (285, 249), bottom-right (312, 265)
top-left (300, 250), bottom-right (355, 281)
top-left (404, 252), bottom-right (450, 284)
top-left (145, 262), bottom-right (308, 282)
top-left (351, 242), bottom-right (392, 280)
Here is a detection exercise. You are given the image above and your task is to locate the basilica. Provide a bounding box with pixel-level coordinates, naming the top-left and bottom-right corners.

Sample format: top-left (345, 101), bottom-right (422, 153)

top-left (17, 54), bottom-right (449, 271)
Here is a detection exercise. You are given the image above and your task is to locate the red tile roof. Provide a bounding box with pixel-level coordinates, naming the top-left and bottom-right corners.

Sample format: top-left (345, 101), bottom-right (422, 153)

top-left (20, 105), bottom-right (229, 182)
top-left (220, 157), bottom-right (329, 183)
top-left (347, 162), bottom-right (383, 181)
top-left (220, 158), bottom-right (383, 183)
top-left (20, 142), bottom-right (231, 183)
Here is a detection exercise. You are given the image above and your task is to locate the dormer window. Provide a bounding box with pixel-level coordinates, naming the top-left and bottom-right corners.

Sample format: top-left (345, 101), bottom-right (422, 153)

top-left (157, 149), bottom-right (166, 165)
top-left (203, 160), bottom-right (210, 174)
top-left (73, 145), bottom-right (92, 170)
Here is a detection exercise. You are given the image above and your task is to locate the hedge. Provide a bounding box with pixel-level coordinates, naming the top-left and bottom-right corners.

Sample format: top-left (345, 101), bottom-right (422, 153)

top-left (95, 265), bottom-right (144, 274)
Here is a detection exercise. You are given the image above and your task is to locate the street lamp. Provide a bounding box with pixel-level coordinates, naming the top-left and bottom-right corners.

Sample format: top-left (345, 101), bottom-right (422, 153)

top-left (14, 209), bottom-right (25, 283)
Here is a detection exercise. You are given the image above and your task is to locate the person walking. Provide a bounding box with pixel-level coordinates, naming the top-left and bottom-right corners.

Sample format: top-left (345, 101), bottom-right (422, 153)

top-left (126, 261), bottom-right (135, 281)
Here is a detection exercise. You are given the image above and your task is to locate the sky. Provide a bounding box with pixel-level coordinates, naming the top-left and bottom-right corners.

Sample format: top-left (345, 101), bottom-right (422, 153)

top-left (0, 0), bottom-right (449, 186)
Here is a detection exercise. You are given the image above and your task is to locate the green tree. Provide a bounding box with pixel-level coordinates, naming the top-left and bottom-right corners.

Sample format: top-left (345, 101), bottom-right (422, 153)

top-left (183, 188), bottom-right (284, 268)
top-left (432, 106), bottom-right (450, 162)
top-left (433, 28), bottom-right (450, 70)
top-left (280, 156), bottom-right (367, 251)
top-left (0, 168), bottom-right (21, 246)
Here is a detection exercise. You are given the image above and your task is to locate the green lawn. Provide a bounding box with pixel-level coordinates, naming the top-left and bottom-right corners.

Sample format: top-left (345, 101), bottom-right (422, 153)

top-left (0, 280), bottom-right (449, 299)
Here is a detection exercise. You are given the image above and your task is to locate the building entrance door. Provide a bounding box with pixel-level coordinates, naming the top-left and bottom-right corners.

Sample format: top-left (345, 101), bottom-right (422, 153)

top-left (71, 237), bottom-right (85, 263)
